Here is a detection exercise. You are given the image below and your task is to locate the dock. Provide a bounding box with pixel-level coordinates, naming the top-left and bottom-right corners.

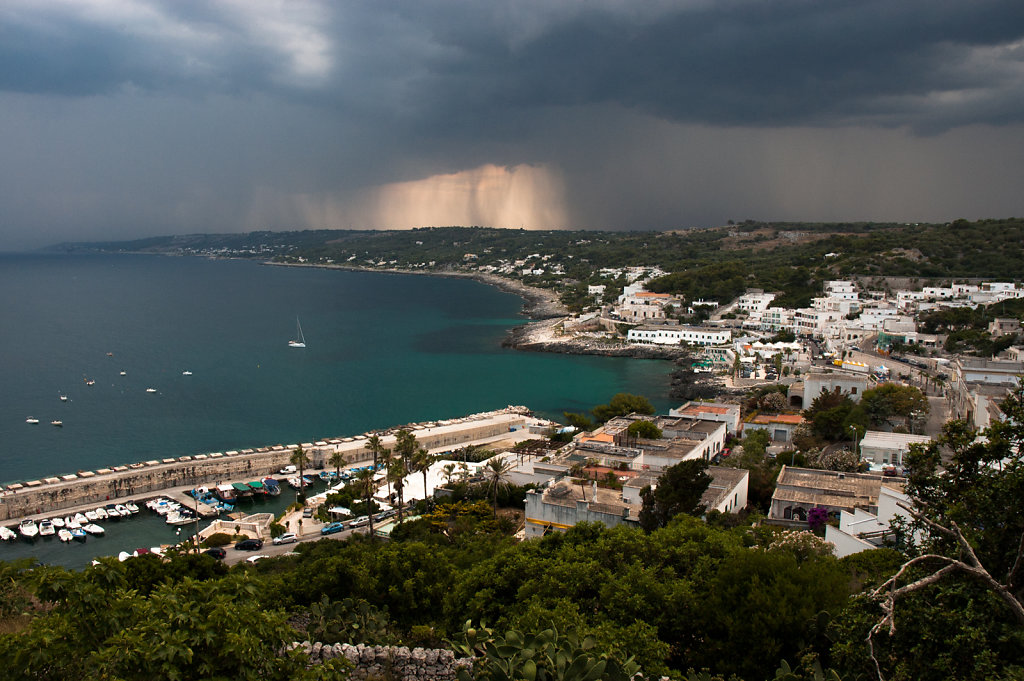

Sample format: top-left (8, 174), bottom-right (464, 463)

top-left (0, 407), bottom-right (533, 522)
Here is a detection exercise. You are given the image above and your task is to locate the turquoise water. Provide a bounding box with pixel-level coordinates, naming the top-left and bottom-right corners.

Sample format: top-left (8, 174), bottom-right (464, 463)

top-left (0, 253), bottom-right (672, 566)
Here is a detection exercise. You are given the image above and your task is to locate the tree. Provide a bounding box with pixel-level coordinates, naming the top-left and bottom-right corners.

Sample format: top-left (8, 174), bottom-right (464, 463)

top-left (563, 411), bottom-right (594, 432)
top-left (481, 457), bottom-right (514, 516)
top-left (365, 434), bottom-right (384, 470)
top-left (329, 450), bottom-right (346, 479)
top-left (860, 384), bottom-right (929, 428)
top-left (638, 459), bottom-right (712, 531)
top-left (412, 447), bottom-right (434, 502)
top-left (592, 393), bottom-right (655, 423)
top-left (354, 468), bottom-right (377, 539)
top-left (627, 420), bottom-right (662, 442)
top-left (389, 459), bottom-right (407, 522)
top-left (290, 445), bottom-right (310, 503)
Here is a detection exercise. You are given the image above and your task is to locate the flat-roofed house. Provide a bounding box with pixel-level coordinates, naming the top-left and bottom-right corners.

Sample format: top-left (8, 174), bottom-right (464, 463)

top-left (769, 466), bottom-right (901, 524)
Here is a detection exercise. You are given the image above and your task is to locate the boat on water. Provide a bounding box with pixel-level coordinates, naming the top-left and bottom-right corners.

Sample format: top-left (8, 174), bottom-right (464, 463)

top-left (51, 517), bottom-right (65, 528)
top-left (215, 484), bottom-right (236, 503)
top-left (165, 510), bottom-right (194, 526)
top-left (288, 316), bottom-right (306, 348)
top-left (85, 379), bottom-right (95, 386)
top-left (26, 416), bottom-right (39, 424)
top-left (145, 387), bottom-right (157, 393)
top-left (94, 507), bottom-right (108, 520)
top-left (247, 480), bottom-right (267, 496)
top-left (19, 519), bottom-right (39, 539)
top-left (73, 512), bottom-right (88, 525)
top-left (59, 394), bottom-right (68, 402)
top-left (105, 504), bottom-right (122, 519)
top-left (232, 482), bottom-right (254, 498)
top-left (83, 523), bottom-right (105, 536)
top-left (58, 529), bottom-right (73, 543)
top-left (115, 504), bottom-right (130, 517)
top-left (182, 370), bottom-right (192, 376)
top-left (0, 526), bottom-right (17, 541)
top-left (71, 527), bottom-right (87, 541)
top-left (38, 519), bottom-right (56, 536)
top-left (84, 509), bottom-right (99, 521)
top-left (65, 516), bottom-right (81, 529)
top-left (124, 501), bottom-right (140, 514)
top-left (51, 420), bottom-right (63, 427)
top-left (119, 370), bottom-right (127, 376)
top-left (262, 477), bottom-right (281, 496)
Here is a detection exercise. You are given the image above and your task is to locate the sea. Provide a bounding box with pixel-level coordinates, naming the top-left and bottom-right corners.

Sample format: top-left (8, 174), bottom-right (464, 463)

top-left (0, 252), bottom-right (673, 568)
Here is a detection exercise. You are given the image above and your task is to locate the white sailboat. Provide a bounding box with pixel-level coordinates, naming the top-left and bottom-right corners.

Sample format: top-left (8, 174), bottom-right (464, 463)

top-left (288, 317), bottom-right (306, 348)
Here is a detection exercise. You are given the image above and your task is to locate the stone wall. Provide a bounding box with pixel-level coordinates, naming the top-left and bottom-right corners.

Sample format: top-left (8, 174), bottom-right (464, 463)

top-left (295, 642), bottom-right (473, 681)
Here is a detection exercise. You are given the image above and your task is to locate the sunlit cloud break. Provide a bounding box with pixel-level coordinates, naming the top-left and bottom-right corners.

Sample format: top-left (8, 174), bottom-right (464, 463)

top-left (367, 164), bottom-right (568, 230)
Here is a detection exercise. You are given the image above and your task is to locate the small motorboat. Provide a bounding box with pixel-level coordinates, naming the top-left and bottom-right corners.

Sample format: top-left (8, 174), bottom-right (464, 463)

top-left (38, 519), bottom-right (56, 537)
top-left (58, 529), bottom-right (73, 543)
top-left (73, 512), bottom-right (88, 526)
top-left (70, 527), bottom-right (87, 541)
top-left (124, 501), bottom-right (140, 514)
top-left (105, 505), bottom-right (121, 519)
top-left (65, 516), bottom-right (81, 530)
top-left (26, 416), bottom-right (39, 424)
top-left (19, 519), bottom-right (39, 539)
top-left (84, 509), bottom-right (99, 521)
top-left (83, 523), bottom-right (105, 536)
top-left (0, 526), bottom-right (17, 541)
top-left (51, 420), bottom-right (63, 427)
top-left (117, 551), bottom-right (132, 562)
top-left (182, 370), bottom-right (192, 376)
top-left (51, 517), bottom-right (65, 528)
top-left (115, 504), bottom-right (130, 517)
top-left (59, 394), bottom-right (68, 402)
top-left (119, 370), bottom-right (127, 376)
top-left (145, 387), bottom-right (157, 393)
top-left (93, 507), bottom-right (108, 520)
top-left (85, 379), bottom-right (95, 386)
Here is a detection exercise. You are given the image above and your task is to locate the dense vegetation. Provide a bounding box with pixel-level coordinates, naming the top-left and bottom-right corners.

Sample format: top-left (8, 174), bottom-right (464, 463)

top-left (55, 219), bottom-right (1024, 311)
top-left (2, 382), bottom-right (1022, 681)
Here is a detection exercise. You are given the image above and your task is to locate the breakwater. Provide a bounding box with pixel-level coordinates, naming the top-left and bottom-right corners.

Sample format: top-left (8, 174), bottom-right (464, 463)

top-left (0, 408), bottom-right (531, 522)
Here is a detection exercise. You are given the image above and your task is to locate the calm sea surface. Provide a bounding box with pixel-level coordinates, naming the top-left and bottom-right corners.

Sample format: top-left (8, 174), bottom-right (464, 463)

top-left (0, 253), bottom-right (672, 567)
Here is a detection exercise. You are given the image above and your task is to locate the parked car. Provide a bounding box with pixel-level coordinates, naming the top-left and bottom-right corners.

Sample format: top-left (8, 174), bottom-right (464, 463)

top-left (320, 522), bottom-right (345, 535)
top-left (203, 547), bottom-right (226, 560)
top-left (245, 554), bottom-right (269, 563)
top-left (302, 508), bottom-right (313, 518)
top-left (348, 516), bottom-right (370, 528)
top-left (272, 532), bottom-right (297, 545)
top-left (234, 538), bottom-right (263, 551)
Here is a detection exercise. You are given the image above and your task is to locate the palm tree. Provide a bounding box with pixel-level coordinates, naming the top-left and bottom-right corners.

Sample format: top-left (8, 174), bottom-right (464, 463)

top-left (412, 447), bottom-right (433, 501)
top-left (329, 450), bottom-right (345, 479)
top-left (380, 447), bottom-right (394, 496)
top-left (290, 445), bottom-right (310, 503)
top-left (395, 429), bottom-right (417, 469)
top-left (389, 459), bottom-right (407, 522)
top-left (365, 434), bottom-right (383, 470)
top-left (442, 463), bottom-right (456, 486)
top-left (482, 457), bottom-right (514, 516)
top-left (354, 468), bottom-right (376, 539)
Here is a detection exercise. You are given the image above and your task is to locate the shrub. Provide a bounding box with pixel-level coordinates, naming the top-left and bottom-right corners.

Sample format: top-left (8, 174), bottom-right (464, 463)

top-left (202, 532), bottom-right (232, 547)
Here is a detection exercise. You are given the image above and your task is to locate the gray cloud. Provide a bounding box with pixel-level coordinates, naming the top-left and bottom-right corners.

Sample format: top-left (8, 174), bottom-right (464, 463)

top-left (1, 1), bottom-right (1024, 249)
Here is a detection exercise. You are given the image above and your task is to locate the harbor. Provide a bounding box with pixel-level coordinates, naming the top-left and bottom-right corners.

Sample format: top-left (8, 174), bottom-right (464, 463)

top-left (0, 407), bottom-right (539, 568)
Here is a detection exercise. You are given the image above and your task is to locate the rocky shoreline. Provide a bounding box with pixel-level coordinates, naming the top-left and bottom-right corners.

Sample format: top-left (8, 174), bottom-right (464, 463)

top-left (502, 318), bottom-right (688, 359)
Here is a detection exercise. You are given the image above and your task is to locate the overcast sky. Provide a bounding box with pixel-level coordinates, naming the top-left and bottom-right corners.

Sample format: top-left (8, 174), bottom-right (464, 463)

top-left (3, 1), bottom-right (1024, 250)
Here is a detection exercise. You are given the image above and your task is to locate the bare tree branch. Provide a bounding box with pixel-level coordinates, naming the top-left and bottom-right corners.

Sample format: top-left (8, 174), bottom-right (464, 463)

top-left (1007, 529), bottom-right (1024, 589)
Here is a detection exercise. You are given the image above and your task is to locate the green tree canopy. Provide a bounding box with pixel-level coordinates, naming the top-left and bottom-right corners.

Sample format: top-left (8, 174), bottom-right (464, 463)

top-left (638, 459), bottom-right (712, 531)
top-left (592, 393), bottom-right (655, 424)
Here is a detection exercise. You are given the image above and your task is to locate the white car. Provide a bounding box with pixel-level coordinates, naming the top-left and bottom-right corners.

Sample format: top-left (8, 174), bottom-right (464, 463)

top-left (245, 554), bottom-right (270, 564)
top-left (272, 532), bottom-right (297, 545)
top-left (349, 516), bottom-right (370, 528)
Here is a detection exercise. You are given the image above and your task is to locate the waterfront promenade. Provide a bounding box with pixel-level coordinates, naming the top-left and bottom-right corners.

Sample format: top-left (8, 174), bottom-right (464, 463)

top-left (0, 407), bottom-right (534, 523)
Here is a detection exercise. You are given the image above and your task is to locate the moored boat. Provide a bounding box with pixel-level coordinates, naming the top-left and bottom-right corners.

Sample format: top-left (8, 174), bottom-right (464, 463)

top-left (247, 480), bottom-right (267, 496)
top-left (94, 506), bottom-right (108, 520)
top-left (231, 482), bottom-right (253, 498)
top-left (19, 519), bottom-right (39, 539)
top-left (124, 501), bottom-right (140, 514)
top-left (26, 416), bottom-right (39, 424)
top-left (105, 504), bottom-right (121, 519)
top-left (83, 523), bottom-right (105, 536)
top-left (73, 512), bottom-right (88, 526)
top-left (215, 484), bottom-right (236, 503)
top-left (0, 526), bottom-right (17, 541)
top-left (38, 519), bottom-right (56, 537)
top-left (70, 527), bottom-right (87, 541)
top-left (262, 477), bottom-right (281, 496)
top-left (58, 529), bottom-right (73, 542)
top-left (51, 420), bottom-right (63, 427)
top-left (51, 517), bottom-right (65, 528)
top-left (115, 504), bottom-right (130, 517)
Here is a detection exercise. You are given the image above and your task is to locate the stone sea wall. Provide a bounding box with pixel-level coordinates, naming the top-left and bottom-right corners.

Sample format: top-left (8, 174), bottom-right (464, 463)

top-left (0, 408), bottom-right (530, 522)
top-left (295, 642), bottom-right (473, 681)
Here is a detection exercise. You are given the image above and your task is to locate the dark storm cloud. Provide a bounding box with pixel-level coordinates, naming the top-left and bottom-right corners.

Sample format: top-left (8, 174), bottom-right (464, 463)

top-left (5, 1), bottom-right (1024, 132)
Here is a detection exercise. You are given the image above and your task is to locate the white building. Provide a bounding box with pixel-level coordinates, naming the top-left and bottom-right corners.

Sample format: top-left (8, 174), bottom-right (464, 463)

top-left (616, 292), bottom-right (679, 322)
top-left (801, 372), bottom-right (869, 410)
top-left (737, 290), bottom-right (776, 314)
top-left (825, 484), bottom-right (915, 558)
top-left (627, 325), bottom-right (731, 347)
top-left (859, 431), bottom-right (933, 467)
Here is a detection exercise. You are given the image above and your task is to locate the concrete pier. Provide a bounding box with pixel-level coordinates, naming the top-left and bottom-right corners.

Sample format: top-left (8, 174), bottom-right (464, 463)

top-left (0, 408), bottom-right (531, 522)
